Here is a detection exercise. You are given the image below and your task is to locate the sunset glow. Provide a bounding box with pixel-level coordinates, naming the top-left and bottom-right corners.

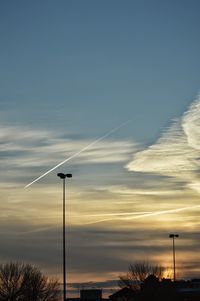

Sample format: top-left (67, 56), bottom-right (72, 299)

top-left (1, 0), bottom-right (200, 295)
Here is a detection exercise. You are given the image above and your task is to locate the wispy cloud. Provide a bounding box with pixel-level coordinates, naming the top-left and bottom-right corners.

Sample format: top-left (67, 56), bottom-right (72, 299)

top-left (127, 96), bottom-right (200, 192)
top-left (24, 120), bottom-right (133, 188)
top-left (0, 123), bottom-right (136, 187)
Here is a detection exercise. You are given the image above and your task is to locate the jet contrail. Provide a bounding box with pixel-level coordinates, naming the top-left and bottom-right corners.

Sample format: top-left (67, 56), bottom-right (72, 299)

top-left (81, 205), bottom-right (200, 225)
top-left (25, 120), bottom-right (131, 188)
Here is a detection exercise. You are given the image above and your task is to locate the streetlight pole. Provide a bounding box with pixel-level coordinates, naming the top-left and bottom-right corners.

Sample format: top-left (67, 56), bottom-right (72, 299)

top-left (169, 234), bottom-right (179, 282)
top-left (57, 173), bottom-right (72, 301)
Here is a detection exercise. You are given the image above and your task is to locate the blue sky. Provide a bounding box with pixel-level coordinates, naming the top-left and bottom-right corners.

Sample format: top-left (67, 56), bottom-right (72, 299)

top-left (1, 0), bottom-right (200, 294)
top-left (1, 0), bottom-right (200, 141)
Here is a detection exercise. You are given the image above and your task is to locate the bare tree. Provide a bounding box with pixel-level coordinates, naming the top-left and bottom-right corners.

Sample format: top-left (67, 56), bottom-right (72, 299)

top-left (0, 262), bottom-right (23, 301)
top-left (119, 261), bottom-right (166, 291)
top-left (0, 262), bottom-right (60, 301)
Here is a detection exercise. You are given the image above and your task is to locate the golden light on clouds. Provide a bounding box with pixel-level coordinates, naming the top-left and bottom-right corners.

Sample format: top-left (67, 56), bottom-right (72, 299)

top-left (1, 96), bottom-right (200, 284)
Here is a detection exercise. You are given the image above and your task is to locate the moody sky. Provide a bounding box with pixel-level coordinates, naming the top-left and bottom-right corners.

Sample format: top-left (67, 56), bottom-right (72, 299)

top-left (1, 0), bottom-right (200, 294)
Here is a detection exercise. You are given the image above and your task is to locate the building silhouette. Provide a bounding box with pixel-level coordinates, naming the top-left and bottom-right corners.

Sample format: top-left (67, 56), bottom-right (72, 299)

top-left (109, 276), bottom-right (200, 301)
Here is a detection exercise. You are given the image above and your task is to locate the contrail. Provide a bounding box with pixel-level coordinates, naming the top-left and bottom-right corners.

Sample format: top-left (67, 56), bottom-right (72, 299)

top-left (25, 120), bottom-right (131, 188)
top-left (81, 205), bottom-right (200, 225)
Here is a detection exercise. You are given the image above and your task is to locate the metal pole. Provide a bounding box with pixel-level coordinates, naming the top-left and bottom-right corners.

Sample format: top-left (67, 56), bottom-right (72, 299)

top-left (172, 236), bottom-right (175, 282)
top-left (57, 173), bottom-right (72, 301)
top-left (63, 177), bottom-right (66, 301)
top-left (169, 234), bottom-right (179, 282)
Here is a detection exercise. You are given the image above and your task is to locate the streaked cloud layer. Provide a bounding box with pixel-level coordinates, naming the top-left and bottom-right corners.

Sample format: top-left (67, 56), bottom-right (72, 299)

top-left (0, 123), bottom-right (136, 186)
top-left (25, 120), bottom-right (132, 188)
top-left (2, 97), bottom-right (200, 288)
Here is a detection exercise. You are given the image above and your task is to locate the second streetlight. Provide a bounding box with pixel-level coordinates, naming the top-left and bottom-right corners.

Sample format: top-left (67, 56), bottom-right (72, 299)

top-left (169, 233), bottom-right (179, 282)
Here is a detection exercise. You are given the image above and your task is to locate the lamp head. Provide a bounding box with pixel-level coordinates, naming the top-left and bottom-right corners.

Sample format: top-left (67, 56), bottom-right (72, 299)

top-left (57, 173), bottom-right (72, 179)
top-left (66, 173), bottom-right (72, 178)
top-left (169, 234), bottom-right (179, 238)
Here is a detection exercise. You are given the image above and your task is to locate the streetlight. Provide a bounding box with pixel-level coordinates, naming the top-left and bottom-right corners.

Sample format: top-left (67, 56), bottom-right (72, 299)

top-left (57, 173), bottom-right (72, 301)
top-left (169, 234), bottom-right (179, 282)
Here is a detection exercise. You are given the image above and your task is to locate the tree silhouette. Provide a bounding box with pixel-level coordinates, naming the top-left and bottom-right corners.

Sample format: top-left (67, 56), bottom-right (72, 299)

top-left (119, 261), bottom-right (166, 290)
top-left (0, 262), bottom-right (60, 301)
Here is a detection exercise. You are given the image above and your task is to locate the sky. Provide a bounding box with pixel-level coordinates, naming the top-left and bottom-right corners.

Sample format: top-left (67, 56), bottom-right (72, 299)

top-left (1, 0), bottom-right (200, 296)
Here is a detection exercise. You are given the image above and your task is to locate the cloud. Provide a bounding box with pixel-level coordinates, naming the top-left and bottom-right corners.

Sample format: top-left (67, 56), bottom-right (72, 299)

top-left (126, 96), bottom-right (200, 192)
top-left (2, 100), bottom-right (200, 284)
top-left (0, 123), bottom-right (136, 187)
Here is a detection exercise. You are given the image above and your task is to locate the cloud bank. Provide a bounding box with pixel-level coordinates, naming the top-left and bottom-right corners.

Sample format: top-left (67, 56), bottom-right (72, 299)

top-left (127, 96), bottom-right (200, 192)
top-left (2, 97), bottom-right (200, 287)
